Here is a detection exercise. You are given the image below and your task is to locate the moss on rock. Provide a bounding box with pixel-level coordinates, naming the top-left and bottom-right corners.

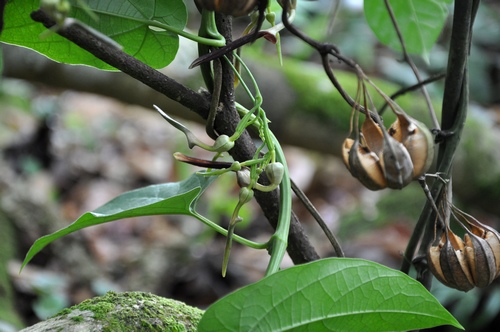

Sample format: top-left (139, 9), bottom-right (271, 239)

top-left (21, 291), bottom-right (204, 332)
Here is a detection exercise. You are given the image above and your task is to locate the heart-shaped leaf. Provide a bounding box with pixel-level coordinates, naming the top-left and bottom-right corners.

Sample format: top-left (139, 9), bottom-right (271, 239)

top-left (364, 0), bottom-right (453, 59)
top-left (198, 258), bottom-right (463, 331)
top-left (21, 173), bottom-right (216, 271)
top-left (1, 0), bottom-right (186, 70)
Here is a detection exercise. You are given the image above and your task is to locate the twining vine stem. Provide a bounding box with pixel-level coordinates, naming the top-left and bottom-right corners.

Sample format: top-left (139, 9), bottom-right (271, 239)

top-left (30, 8), bottom-right (320, 266)
top-left (401, 0), bottom-right (477, 290)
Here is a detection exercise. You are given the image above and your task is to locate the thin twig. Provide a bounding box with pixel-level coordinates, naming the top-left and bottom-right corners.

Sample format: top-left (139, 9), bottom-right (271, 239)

top-left (280, 1), bottom-right (382, 121)
top-left (378, 73), bottom-right (446, 116)
top-left (383, 0), bottom-right (440, 129)
top-left (290, 180), bottom-right (344, 257)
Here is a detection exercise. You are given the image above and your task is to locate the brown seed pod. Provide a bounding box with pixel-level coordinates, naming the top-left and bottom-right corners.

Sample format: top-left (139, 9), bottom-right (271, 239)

top-left (361, 112), bottom-right (384, 155)
top-left (454, 207), bottom-right (500, 280)
top-left (437, 230), bottom-right (475, 292)
top-left (342, 138), bottom-right (387, 191)
top-left (484, 231), bottom-right (500, 278)
top-left (379, 132), bottom-right (414, 189)
top-left (427, 234), bottom-right (450, 287)
top-left (388, 112), bottom-right (435, 179)
top-left (464, 232), bottom-right (497, 288)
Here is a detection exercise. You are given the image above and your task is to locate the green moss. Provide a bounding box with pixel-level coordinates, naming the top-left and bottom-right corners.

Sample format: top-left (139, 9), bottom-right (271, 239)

top-left (54, 291), bottom-right (203, 331)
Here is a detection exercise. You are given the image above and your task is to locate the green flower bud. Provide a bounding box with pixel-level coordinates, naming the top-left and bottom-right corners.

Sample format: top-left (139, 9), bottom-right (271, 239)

top-left (238, 187), bottom-right (254, 204)
top-left (213, 135), bottom-right (235, 153)
top-left (265, 162), bottom-right (284, 186)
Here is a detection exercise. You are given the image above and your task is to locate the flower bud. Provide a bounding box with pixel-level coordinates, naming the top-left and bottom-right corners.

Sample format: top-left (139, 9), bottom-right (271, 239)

top-left (213, 135), bottom-right (234, 153)
top-left (238, 187), bottom-right (254, 205)
top-left (265, 162), bottom-right (284, 186)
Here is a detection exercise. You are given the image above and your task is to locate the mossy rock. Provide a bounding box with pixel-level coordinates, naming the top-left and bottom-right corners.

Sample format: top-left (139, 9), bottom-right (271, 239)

top-left (20, 291), bottom-right (204, 332)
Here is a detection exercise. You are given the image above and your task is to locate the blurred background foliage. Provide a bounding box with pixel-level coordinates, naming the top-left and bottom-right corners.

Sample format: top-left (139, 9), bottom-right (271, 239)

top-left (1, 0), bottom-right (500, 331)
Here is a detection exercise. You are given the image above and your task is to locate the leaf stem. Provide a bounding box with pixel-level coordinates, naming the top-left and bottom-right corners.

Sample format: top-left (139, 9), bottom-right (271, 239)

top-left (192, 211), bottom-right (267, 249)
top-left (264, 132), bottom-right (291, 276)
top-left (72, 3), bottom-right (226, 47)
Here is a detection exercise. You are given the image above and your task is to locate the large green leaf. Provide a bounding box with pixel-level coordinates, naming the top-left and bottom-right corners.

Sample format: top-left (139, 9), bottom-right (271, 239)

top-left (364, 0), bottom-right (453, 58)
top-left (1, 0), bottom-right (186, 70)
top-left (21, 173), bottom-right (216, 271)
top-left (198, 258), bottom-right (463, 331)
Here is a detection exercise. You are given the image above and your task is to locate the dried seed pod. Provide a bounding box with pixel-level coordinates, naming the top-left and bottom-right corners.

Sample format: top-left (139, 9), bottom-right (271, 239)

top-left (361, 113), bottom-right (384, 155)
top-left (464, 232), bottom-right (497, 288)
top-left (427, 235), bottom-right (449, 286)
top-left (379, 133), bottom-right (414, 189)
top-left (454, 208), bottom-right (500, 279)
top-left (485, 231), bottom-right (500, 278)
top-left (388, 112), bottom-right (435, 178)
top-left (438, 230), bottom-right (475, 292)
top-left (342, 138), bottom-right (387, 190)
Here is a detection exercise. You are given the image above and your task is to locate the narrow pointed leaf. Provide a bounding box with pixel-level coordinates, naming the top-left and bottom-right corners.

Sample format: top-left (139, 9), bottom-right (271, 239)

top-left (198, 258), bottom-right (463, 331)
top-left (1, 0), bottom-right (186, 70)
top-left (21, 173), bottom-right (216, 271)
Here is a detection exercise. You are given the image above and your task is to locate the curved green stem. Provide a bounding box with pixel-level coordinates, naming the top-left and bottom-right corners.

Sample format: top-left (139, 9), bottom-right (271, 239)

top-left (74, 5), bottom-right (226, 47)
top-left (264, 132), bottom-right (291, 276)
top-left (192, 211), bottom-right (267, 249)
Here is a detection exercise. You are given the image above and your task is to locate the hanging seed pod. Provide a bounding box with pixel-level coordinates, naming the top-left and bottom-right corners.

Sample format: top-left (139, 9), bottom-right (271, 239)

top-left (195, 0), bottom-right (259, 17)
top-left (485, 232), bottom-right (500, 278)
top-left (436, 229), bottom-right (475, 292)
top-left (427, 203), bottom-right (500, 291)
top-left (463, 231), bottom-right (497, 288)
top-left (360, 110), bottom-right (414, 189)
top-left (388, 113), bottom-right (435, 179)
top-left (342, 138), bottom-right (387, 190)
top-left (379, 132), bottom-right (414, 189)
top-left (454, 207), bottom-right (500, 280)
top-left (427, 234), bottom-right (450, 287)
top-left (361, 113), bottom-right (384, 155)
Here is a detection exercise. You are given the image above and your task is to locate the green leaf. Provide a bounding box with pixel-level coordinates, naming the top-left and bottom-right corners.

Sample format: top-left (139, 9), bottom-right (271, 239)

top-left (364, 0), bottom-right (453, 59)
top-left (1, 0), bottom-right (187, 70)
top-left (198, 258), bottom-right (463, 331)
top-left (21, 173), bottom-right (216, 271)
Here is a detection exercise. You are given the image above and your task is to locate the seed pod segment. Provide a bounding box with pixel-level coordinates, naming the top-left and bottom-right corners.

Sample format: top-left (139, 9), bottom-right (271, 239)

top-left (379, 132), bottom-right (414, 189)
top-left (454, 208), bottom-right (500, 279)
top-left (361, 113), bottom-right (384, 155)
top-left (388, 113), bottom-right (435, 178)
top-left (342, 138), bottom-right (387, 191)
top-left (464, 232), bottom-right (497, 288)
top-left (427, 236), bottom-right (450, 287)
top-left (438, 230), bottom-right (474, 292)
top-left (485, 231), bottom-right (500, 278)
